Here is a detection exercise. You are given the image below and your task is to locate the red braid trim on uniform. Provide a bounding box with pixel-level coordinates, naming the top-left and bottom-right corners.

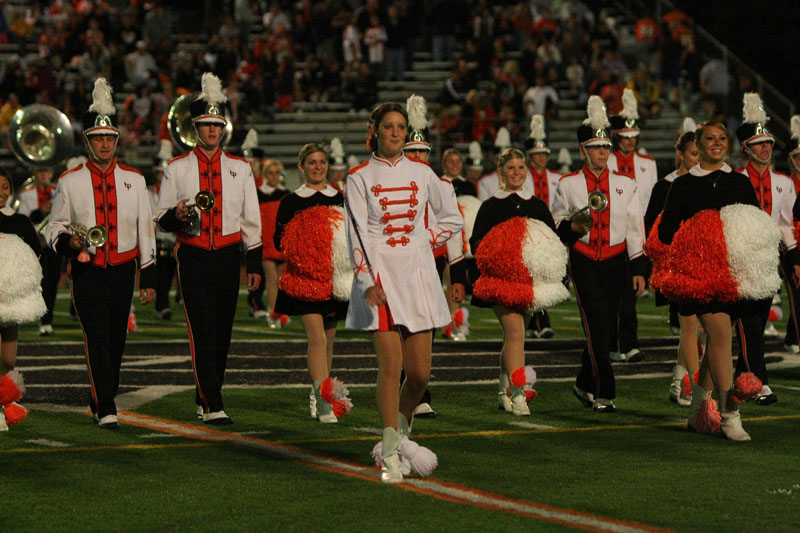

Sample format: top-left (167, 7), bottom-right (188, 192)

top-left (278, 205), bottom-right (340, 301)
top-left (649, 210), bottom-right (738, 304)
top-left (473, 217), bottom-right (534, 309)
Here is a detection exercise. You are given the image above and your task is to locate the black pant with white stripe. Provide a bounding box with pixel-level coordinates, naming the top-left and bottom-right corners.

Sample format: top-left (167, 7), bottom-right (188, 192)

top-left (177, 243), bottom-right (240, 414)
top-left (734, 297), bottom-right (772, 385)
top-left (71, 260), bottom-right (136, 419)
top-left (568, 252), bottom-right (627, 400)
top-left (609, 260), bottom-right (639, 354)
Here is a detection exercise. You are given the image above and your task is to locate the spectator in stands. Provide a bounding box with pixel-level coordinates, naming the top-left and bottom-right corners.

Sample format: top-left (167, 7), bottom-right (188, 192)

top-left (0, 92), bottom-right (20, 143)
top-left (125, 40), bottom-right (158, 89)
top-left (627, 65), bottom-right (662, 119)
top-left (143, 4), bottom-right (173, 53)
top-left (441, 59), bottom-right (470, 108)
top-left (342, 14), bottom-right (361, 67)
top-left (430, 0), bottom-right (461, 62)
top-left (634, 16), bottom-right (660, 66)
top-left (523, 74), bottom-right (559, 120)
top-left (385, 5), bottom-right (408, 82)
top-left (537, 37), bottom-right (562, 72)
top-left (589, 20), bottom-right (617, 54)
top-left (364, 15), bottom-right (387, 81)
top-left (466, 89), bottom-right (496, 145)
top-left (561, 0), bottom-right (594, 29)
top-left (699, 53), bottom-right (730, 120)
top-left (565, 56), bottom-right (585, 96)
top-left (275, 53), bottom-right (295, 113)
top-left (344, 62), bottom-right (377, 112)
top-left (263, 1), bottom-right (291, 34)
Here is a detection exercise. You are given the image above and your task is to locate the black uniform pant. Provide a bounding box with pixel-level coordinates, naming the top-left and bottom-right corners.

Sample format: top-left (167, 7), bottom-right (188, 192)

top-left (780, 259), bottom-right (800, 346)
top-left (177, 244), bottom-right (240, 413)
top-left (247, 260), bottom-right (266, 312)
top-left (155, 249), bottom-right (176, 312)
top-left (71, 260), bottom-right (136, 418)
top-left (39, 246), bottom-right (62, 325)
top-left (569, 251), bottom-right (626, 399)
top-left (734, 297), bottom-right (772, 385)
top-left (609, 260), bottom-right (638, 353)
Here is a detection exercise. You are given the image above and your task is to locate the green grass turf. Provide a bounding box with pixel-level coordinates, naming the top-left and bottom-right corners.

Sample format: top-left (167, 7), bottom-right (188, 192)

top-left (18, 284), bottom-right (688, 343)
top-left (3, 368), bottom-right (800, 531)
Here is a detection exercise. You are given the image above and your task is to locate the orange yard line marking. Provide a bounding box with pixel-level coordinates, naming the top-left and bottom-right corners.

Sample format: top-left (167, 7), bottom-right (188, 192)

top-left (117, 411), bottom-right (671, 533)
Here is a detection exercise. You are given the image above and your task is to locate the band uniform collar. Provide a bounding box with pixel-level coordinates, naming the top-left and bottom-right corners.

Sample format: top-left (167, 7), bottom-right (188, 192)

top-left (295, 184), bottom-right (338, 198)
top-left (494, 189), bottom-right (533, 200)
top-left (689, 162), bottom-right (732, 176)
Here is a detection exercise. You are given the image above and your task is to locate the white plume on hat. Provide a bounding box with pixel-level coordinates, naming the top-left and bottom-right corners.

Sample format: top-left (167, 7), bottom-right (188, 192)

top-left (330, 137), bottom-right (345, 159)
top-left (468, 141), bottom-right (482, 161)
top-left (347, 155), bottom-right (360, 168)
top-left (557, 147), bottom-right (572, 168)
top-left (620, 88), bottom-right (639, 120)
top-left (792, 115), bottom-right (800, 141)
top-left (742, 93), bottom-right (768, 125)
top-left (89, 77), bottom-right (115, 116)
top-left (495, 127), bottom-right (511, 149)
top-left (198, 72), bottom-right (228, 105)
top-left (529, 115), bottom-right (546, 141)
top-left (242, 128), bottom-right (258, 152)
top-left (406, 94), bottom-right (428, 131)
top-left (158, 139), bottom-right (173, 163)
top-left (681, 117), bottom-right (697, 134)
top-left (583, 96), bottom-right (610, 129)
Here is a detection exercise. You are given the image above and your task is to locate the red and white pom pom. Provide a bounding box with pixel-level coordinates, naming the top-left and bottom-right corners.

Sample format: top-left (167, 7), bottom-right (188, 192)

top-left (399, 436), bottom-right (438, 477)
top-left (520, 219), bottom-right (570, 311)
top-left (732, 372), bottom-right (763, 403)
top-left (474, 217), bottom-right (533, 309)
top-left (319, 377), bottom-right (353, 417)
top-left (330, 206), bottom-right (354, 301)
top-left (691, 398), bottom-right (721, 433)
top-left (509, 366), bottom-right (538, 404)
top-left (768, 305), bottom-right (783, 323)
top-left (721, 204), bottom-right (781, 301)
top-left (0, 371), bottom-right (24, 406)
top-left (4, 402), bottom-right (28, 426)
top-left (682, 369), bottom-right (699, 398)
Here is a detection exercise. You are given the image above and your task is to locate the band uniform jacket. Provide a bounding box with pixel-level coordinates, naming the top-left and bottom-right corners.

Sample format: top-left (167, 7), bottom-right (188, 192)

top-left (608, 150), bottom-right (657, 214)
top-left (16, 182), bottom-right (55, 225)
top-left (45, 160), bottom-right (155, 271)
top-left (345, 153), bottom-right (464, 332)
top-left (551, 166), bottom-right (646, 265)
top-left (155, 147), bottom-right (262, 254)
top-left (528, 166), bottom-right (562, 208)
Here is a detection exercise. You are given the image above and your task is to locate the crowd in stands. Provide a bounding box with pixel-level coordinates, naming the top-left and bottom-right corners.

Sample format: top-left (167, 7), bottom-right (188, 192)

top-left (0, 0), bottom-right (770, 159)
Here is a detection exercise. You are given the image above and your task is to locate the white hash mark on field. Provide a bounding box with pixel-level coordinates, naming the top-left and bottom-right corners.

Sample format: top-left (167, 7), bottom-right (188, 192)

top-left (26, 439), bottom-right (71, 448)
top-left (508, 421), bottom-right (556, 430)
top-left (352, 426), bottom-right (383, 435)
top-left (769, 484), bottom-right (800, 495)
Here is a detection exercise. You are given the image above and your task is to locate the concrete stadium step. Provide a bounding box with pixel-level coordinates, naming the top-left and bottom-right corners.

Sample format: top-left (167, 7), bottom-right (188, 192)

top-left (412, 60), bottom-right (453, 71)
top-left (271, 111), bottom-right (370, 123)
top-left (379, 89), bottom-right (440, 102)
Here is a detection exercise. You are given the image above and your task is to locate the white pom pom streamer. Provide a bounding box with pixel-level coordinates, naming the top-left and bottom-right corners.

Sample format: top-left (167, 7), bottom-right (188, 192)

top-left (89, 77), bottom-right (115, 116)
top-left (66, 155), bottom-right (88, 170)
top-left (721, 204), bottom-right (781, 300)
top-left (621, 88), bottom-right (639, 120)
top-left (529, 114), bottom-right (546, 141)
top-left (242, 128), bottom-right (258, 152)
top-left (742, 93), bottom-right (768, 125)
top-left (330, 206), bottom-right (353, 301)
top-left (199, 72), bottom-right (228, 104)
top-left (520, 219), bottom-right (570, 311)
top-left (406, 94), bottom-right (428, 132)
top-left (399, 437), bottom-right (438, 477)
top-left (583, 96), bottom-right (610, 130)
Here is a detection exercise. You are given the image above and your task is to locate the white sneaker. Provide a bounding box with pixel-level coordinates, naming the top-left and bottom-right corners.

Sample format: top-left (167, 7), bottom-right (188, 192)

top-left (609, 351), bottom-right (625, 362)
top-left (498, 374), bottom-right (512, 412)
top-left (669, 365), bottom-right (691, 406)
top-left (253, 309), bottom-right (267, 319)
top-left (413, 402), bottom-right (436, 418)
top-left (785, 344), bottom-right (800, 354)
top-left (196, 405), bottom-right (204, 420)
top-left (381, 451), bottom-right (403, 483)
top-left (640, 289), bottom-right (652, 298)
top-left (203, 410), bottom-right (233, 425)
top-left (309, 387), bottom-right (317, 419)
top-left (39, 324), bottom-right (54, 336)
top-left (764, 323), bottom-right (779, 337)
top-left (318, 412), bottom-right (338, 423)
top-left (98, 414), bottom-right (119, 429)
top-left (625, 348), bottom-right (643, 363)
top-left (511, 395), bottom-right (530, 416)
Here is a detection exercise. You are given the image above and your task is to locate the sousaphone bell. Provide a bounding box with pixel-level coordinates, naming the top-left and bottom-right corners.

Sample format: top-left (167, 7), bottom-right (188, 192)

top-left (568, 190), bottom-right (608, 230)
top-left (167, 93), bottom-right (233, 152)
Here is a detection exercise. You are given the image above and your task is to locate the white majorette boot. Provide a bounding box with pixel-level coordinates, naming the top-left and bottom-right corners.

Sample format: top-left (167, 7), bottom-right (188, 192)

top-left (313, 380), bottom-right (337, 423)
top-left (720, 389), bottom-right (751, 442)
top-left (313, 377), bottom-right (353, 423)
top-left (378, 427), bottom-right (403, 483)
top-left (669, 364), bottom-right (691, 406)
top-left (497, 373), bottom-right (512, 412)
top-left (508, 366), bottom-right (536, 416)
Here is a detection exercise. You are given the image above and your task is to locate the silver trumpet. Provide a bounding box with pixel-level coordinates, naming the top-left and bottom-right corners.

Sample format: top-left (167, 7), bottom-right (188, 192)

top-left (568, 190), bottom-right (608, 230)
top-left (185, 190), bottom-right (215, 220)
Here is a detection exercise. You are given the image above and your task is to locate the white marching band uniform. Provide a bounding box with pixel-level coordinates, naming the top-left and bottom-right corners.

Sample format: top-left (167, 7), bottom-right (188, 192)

top-left (607, 152), bottom-right (657, 214)
top-left (345, 153), bottom-right (464, 332)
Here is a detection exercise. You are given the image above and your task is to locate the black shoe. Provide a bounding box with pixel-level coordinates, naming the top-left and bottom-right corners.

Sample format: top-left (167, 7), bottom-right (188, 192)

top-left (573, 385), bottom-right (594, 408)
top-left (413, 402), bottom-right (436, 418)
top-left (755, 393), bottom-right (778, 406)
top-left (593, 399), bottom-right (616, 413)
top-left (625, 348), bottom-right (644, 363)
top-left (537, 327), bottom-right (554, 339)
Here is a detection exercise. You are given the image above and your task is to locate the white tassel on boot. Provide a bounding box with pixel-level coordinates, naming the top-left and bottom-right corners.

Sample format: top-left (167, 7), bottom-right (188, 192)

top-left (720, 389), bottom-right (751, 442)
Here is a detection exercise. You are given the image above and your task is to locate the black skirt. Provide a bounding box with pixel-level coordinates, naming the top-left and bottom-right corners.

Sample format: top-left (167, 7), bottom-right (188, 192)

top-left (274, 289), bottom-right (348, 321)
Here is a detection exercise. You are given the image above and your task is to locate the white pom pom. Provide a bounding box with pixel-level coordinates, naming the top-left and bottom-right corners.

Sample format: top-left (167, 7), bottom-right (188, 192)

top-left (330, 206), bottom-right (354, 301)
top-left (524, 366), bottom-right (537, 386)
top-left (199, 72), bottom-right (228, 104)
top-left (742, 93), bottom-right (768, 125)
top-left (495, 127), bottom-right (511, 149)
top-left (583, 96), bottom-right (610, 129)
top-left (681, 117), bottom-right (697, 134)
top-left (330, 137), bottom-right (345, 158)
top-left (399, 437), bottom-right (438, 477)
top-left (529, 114), bottom-right (546, 141)
top-left (621, 88), bottom-right (639, 120)
top-left (521, 219), bottom-right (570, 311)
top-left (7, 371), bottom-right (25, 395)
top-left (371, 441), bottom-right (383, 468)
top-left (242, 128), bottom-right (258, 152)
top-left (791, 116), bottom-right (800, 141)
top-left (0, 235), bottom-right (46, 325)
top-left (720, 204), bottom-right (781, 300)
top-left (468, 141), bottom-right (482, 161)
top-left (406, 94), bottom-right (428, 131)
top-left (89, 77), bottom-right (115, 116)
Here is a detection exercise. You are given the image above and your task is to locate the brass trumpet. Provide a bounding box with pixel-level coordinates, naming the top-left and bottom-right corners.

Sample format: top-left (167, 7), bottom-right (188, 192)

top-left (69, 223), bottom-right (108, 248)
top-left (185, 190), bottom-right (215, 219)
top-left (568, 190), bottom-right (608, 229)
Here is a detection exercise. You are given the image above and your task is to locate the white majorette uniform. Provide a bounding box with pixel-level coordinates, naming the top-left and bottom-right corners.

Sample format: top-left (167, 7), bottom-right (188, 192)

top-left (477, 168), bottom-right (535, 202)
top-left (345, 153), bottom-right (464, 332)
top-left (47, 161), bottom-right (155, 269)
top-left (607, 150), bottom-right (657, 214)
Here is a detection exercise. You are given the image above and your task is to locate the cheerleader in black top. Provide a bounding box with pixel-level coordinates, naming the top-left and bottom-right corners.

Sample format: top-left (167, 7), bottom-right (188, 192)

top-left (274, 144), bottom-right (350, 423)
top-left (470, 148), bottom-right (587, 415)
top-left (643, 122), bottom-right (702, 406)
top-left (656, 121), bottom-right (763, 441)
top-left (0, 170), bottom-right (45, 429)
top-left (259, 159), bottom-right (291, 329)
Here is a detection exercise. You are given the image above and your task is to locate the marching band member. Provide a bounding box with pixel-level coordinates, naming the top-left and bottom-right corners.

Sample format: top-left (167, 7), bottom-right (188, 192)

top-left (733, 94), bottom-right (800, 406)
top-left (346, 102), bottom-right (463, 483)
top-left (155, 73), bottom-right (262, 426)
top-left (464, 142), bottom-right (485, 192)
top-left (328, 137), bottom-right (349, 193)
top-left (470, 147), bottom-right (584, 415)
top-left (477, 127), bottom-right (534, 201)
top-left (259, 159), bottom-right (291, 329)
top-left (643, 118), bottom-right (702, 405)
top-left (652, 120), bottom-right (778, 441)
top-left (551, 96), bottom-right (648, 413)
top-left (242, 128), bottom-right (269, 321)
top-left (607, 89), bottom-right (657, 363)
top-left (441, 148), bottom-right (477, 197)
top-left (45, 77), bottom-right (156, 430)
top-left (784, 115), bottom-right (800, 354)
top-left (16, 166), bottom-right (61, 336)
top-left (0, 169), bottom-right (45, 430)
top-left (273, 143), bottom-right (352, 423)
top-left (524, 114), bottom-right (562, 339)
top-left (149, 140), bottom-right (177, 320)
